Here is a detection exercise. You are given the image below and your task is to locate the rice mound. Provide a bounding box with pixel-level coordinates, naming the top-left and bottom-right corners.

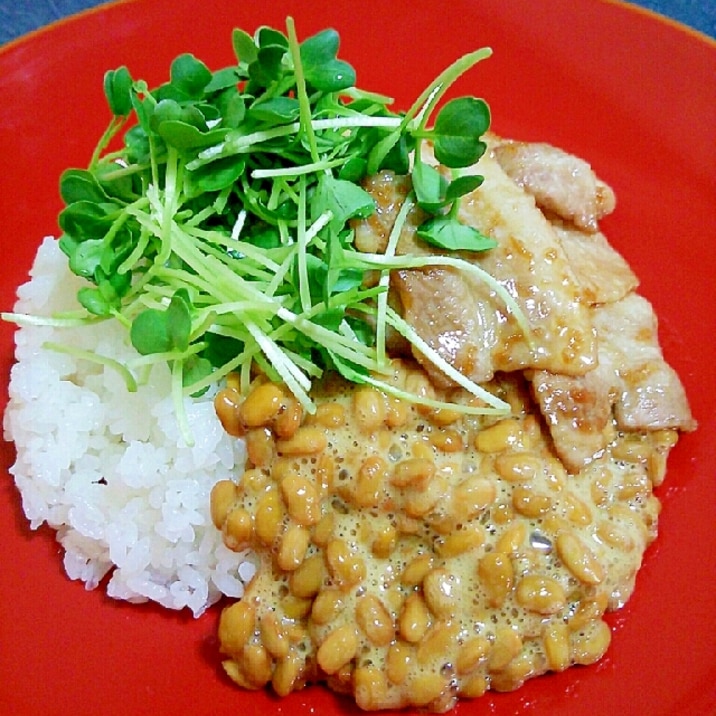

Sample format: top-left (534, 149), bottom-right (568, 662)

top-left (4, 237), bottom-right (255, 616)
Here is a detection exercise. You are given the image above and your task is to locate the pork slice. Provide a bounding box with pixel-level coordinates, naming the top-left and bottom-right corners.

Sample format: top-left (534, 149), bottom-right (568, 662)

top-left (354, 173), bottom-right (421, 255)
top-left (393, 266), bottom-right (512, 385)
top-left (592, 293), bottom-right (696, 432)
top-left (355, 150), bottom-right (598, 386)
top-left (532, 293), bottom-right (695, 471)
top-left (451, 149), bottom-right (598, 377)
top-left (530, 359), bottom-right (617, 473)
top-left (552, 223), bottom-right (638, 305)
top-left (493, 140), bottom-right (616, 232)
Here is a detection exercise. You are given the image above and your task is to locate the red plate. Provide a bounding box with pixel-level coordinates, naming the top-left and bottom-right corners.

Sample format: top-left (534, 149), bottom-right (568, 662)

top-left (0, 1), bottom-right (714, 714)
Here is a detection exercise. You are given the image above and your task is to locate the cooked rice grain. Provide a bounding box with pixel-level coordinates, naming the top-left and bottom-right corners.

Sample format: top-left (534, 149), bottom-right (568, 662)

top-left (4, 237), bottom-right (254, 616)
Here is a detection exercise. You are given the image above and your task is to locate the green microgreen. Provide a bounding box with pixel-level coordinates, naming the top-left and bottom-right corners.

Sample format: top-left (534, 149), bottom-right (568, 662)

top-left (4, 19), bottom-right (529, 442)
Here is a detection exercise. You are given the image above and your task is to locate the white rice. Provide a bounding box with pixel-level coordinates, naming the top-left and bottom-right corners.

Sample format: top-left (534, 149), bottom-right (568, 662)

top-left (4, 237), bottom-right (255, 616)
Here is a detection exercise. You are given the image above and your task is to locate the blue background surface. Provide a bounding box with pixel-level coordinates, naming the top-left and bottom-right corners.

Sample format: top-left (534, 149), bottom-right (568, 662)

top-left (0, 0), bottom-right (714, 45)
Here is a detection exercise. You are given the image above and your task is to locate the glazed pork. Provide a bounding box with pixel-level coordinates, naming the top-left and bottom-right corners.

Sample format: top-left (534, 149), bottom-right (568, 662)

top-left (356, 147), bottom-right (598, 386)
top-left (493, 139), bottom-right (616, 232)
top-left (354, 138), bottom-right (695, 471)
